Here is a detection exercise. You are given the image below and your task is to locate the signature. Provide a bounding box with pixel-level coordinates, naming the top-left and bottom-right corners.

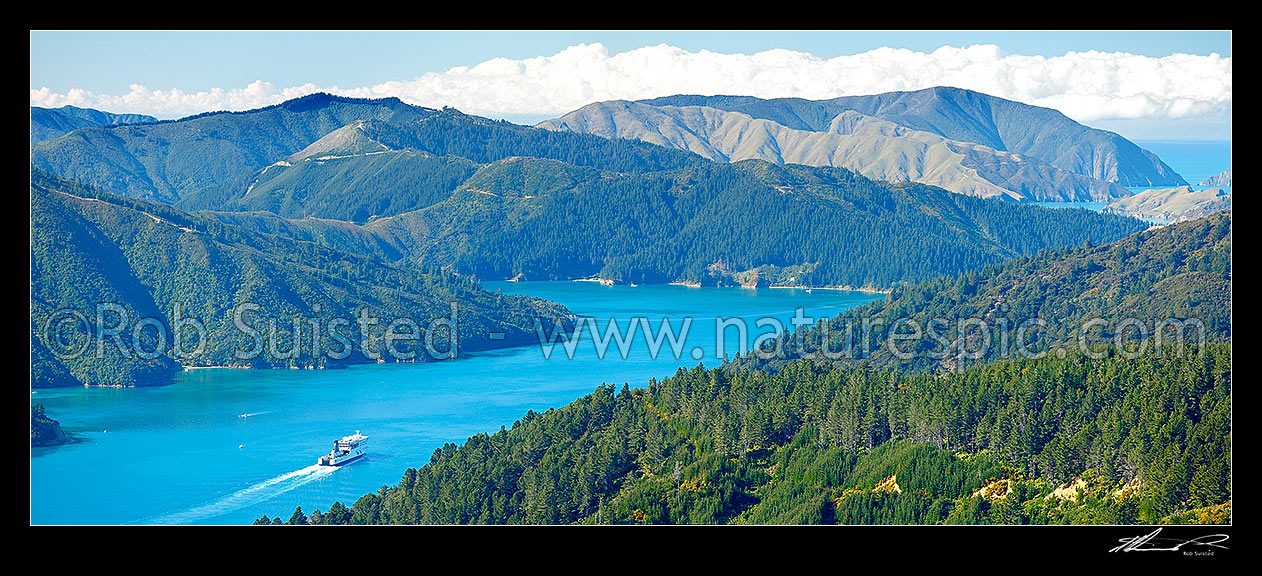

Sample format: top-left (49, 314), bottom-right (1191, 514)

top-left (1110, 528), bottom-right (1229, 553)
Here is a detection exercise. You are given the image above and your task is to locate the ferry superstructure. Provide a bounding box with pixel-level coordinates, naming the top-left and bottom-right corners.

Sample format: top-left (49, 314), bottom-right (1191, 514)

top-left (317, 431), bottom-right (369, 466)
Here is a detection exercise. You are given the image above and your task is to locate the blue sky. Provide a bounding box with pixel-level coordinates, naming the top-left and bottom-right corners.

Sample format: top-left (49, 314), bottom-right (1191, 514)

top-left (30, 31), bottom-right (1231, 139)
top-left (30, 30), bottom-right (1231, 94)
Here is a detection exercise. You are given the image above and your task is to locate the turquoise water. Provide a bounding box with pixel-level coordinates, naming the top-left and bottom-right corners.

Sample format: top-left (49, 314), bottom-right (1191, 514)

top-left (30, 282), bottom-right (881, 525)
top-left (1032, 201), bottom-right (1108, 211)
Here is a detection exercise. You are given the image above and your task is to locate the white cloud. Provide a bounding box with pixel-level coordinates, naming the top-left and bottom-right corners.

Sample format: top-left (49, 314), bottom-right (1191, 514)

top-left (29, 43), bottom-right (1231, 129)
top-left (29, 80), bottom-right (325, 118)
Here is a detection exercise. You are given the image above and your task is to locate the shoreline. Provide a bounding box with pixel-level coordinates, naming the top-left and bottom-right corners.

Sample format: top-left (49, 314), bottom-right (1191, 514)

top-left (51, 333), bottom-right (562, 388)
top-left (572, 277), bottom-right (614, 286)
top-left (499, 277), bottom-right (889, 294)
top-left (766, 284), bottom-right (891, 295)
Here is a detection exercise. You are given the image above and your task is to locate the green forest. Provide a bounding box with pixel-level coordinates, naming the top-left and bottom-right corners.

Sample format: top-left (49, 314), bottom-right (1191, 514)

top-left (29, 172), bottom-right (570, 388)
top-left (734, 212), bottom-right (1232, 373)
top-left (29, 93), bottom-right (1231, 527)
top-left (263, 343), bottom-right (1229, 525)
top-left (32, 92), bottom-right (1150, 291)
top-left (258, 209), bottom-right (1232, 525)
top-left (209, 156), bottom-right (1151, 290)
top-left (30, 402), bottom-right (69, 447)
top-left (393, 159), bottom-right (1148, 289)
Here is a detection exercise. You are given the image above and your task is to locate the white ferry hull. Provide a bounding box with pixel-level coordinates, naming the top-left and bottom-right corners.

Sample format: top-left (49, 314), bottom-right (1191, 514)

top-left (318, 449), bottom-right (365, 466)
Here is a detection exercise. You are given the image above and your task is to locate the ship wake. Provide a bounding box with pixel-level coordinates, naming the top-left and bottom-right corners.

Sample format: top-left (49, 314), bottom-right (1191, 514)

top-left (144, 464), bottom-right (338, 524)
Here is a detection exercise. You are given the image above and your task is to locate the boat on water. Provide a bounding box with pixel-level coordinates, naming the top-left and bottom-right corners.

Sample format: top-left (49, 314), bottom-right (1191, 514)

top-left (316, 431), bottom-right (369, 466)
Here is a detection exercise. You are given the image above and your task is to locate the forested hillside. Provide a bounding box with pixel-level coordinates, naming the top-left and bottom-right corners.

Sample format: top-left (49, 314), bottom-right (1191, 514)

top-left (388, 159), bottom-right (1148, 287)
top-left (271, 343), bottom-right (1230, 525)
top-left (30, 172), bottom-right (570, 388)
top-left (28, 94), bottom-right (700, 210)
top-left (733, 212), bottom-right (1231, 374)
top-left (33, 93), bottom-right (1150, 291)
top-left (207, 157), bottom-right (1150, 290)
top-left (30, 402), bottom-right (70, 447)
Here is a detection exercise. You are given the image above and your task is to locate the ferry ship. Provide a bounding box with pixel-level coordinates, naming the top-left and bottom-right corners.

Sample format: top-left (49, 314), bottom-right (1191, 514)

top-left (316, 431), bottom-right (369, 466)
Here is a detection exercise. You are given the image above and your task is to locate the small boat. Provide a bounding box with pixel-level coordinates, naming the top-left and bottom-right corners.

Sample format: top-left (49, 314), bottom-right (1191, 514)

top-left (238, 444), bottom-right (244, 449)
top-left (317, 431), bottom-right (369, 466)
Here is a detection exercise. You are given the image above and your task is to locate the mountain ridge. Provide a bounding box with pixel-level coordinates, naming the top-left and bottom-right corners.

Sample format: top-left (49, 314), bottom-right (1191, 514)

top-left (30, 94), bottom-right (439, 207)
top-left (31, 105), bottom-right (158, 144)
top-left (1200, 168), bottom-right (1232, 187)
top-left (540, 99), bottom-right (1131, 201)
top-left (204, 155), bottom-right (1149, 290)
top-left (637, 87), bottom-right (1186, 187)
top-left (32, 93), bottom-right (1149, 293)
top-left (540, 88), bottom-right (1185, 201)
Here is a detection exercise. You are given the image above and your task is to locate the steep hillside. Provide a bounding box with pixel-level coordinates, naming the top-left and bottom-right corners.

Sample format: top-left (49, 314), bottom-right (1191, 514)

top-left (1200, 169), bottom-right (1232, 187)
top-left (541, 100), bottom-right (1130, 201)
top-left (30, 402), bottom-right (70, 447)
top-left (29, 95), bottom-right (704, 212)
top-left (638, 88), bottom-right (1186, 187)
top-left (209, 157), bottom-right (1149, 290)
top-left (30, 94), bottom-right (436, 207)
top-left (30, 105), bottom-right (157, 144)
top-left (29, 173), bottom-right (570, 388)
top-left (34, 94), bottom-right (1149, 292)
top-left (231, 122), bottom-right (481, 222)
top-left (735, 212), bottom-right (1231, 374)
top-left (272, 343), bottom-right (1230, 525)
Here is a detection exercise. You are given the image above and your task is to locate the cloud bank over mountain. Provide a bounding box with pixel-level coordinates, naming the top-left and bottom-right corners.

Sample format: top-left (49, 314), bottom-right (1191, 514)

top-left (30, 43), bottom-right (1231, 134)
